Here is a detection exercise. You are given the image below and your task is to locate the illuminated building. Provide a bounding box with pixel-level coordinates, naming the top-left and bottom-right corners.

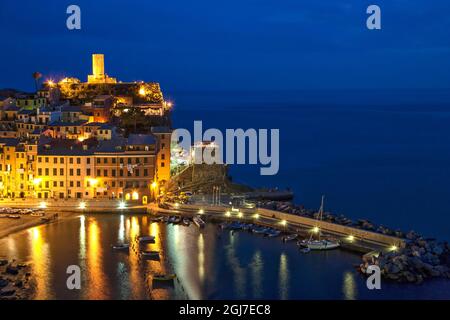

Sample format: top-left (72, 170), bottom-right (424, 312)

top-left (33, 135), bottom-right (156, 200)
top-left (87, 54), bottom-right (117, 84)
top-left (151, 126), bottom-right (172, 184)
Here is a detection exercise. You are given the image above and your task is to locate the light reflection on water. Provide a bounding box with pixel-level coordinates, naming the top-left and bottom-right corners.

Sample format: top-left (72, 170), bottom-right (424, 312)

top-left (0, 214), bottom-right (448, 300)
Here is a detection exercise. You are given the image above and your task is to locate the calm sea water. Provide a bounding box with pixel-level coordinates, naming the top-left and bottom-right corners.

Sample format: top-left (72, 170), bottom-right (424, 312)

top-left (0, 215), bottom-right (449, 300)
top-left (170, 89), bottom-right (450, 241)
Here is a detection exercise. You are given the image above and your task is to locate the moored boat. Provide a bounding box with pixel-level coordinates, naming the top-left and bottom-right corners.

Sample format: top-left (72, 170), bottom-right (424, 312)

top-left (140, 250), bottom-right (159, 259)
top-left (301, 196), bottom-right (340, 250)
top-left (283, 234), bottom-right (298, 242)
top-left (137, 235), bottom-right (156, 243)
top-left (193, 216), bottom-right (205, 228)
top-left (112, 243), bottom-right (130, 251)
top-left (182, 218), bottom-right (190, 226)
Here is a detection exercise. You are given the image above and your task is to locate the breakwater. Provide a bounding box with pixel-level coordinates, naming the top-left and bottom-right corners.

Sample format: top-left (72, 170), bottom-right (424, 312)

top-left (149, 202), bottom-right (403, 252)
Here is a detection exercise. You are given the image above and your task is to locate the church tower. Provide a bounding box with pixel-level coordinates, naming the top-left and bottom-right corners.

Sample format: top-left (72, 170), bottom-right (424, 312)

top-left (88, 53), bottom-right (117, 84)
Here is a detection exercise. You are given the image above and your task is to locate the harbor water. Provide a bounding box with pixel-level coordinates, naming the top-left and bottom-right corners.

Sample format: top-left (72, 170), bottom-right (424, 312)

top-left (0, 214), bottom-right (449, 299)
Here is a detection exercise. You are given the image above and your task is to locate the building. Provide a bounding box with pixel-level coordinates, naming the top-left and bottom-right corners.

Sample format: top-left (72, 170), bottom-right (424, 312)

top-left (151, 126), bottom-right (172, 184)
top-left (0, 138), bottom-right (37, 198)
top-left (87, 54), bottom-right (117, 84)
top-left (32, 135), bottom-right (157, 201)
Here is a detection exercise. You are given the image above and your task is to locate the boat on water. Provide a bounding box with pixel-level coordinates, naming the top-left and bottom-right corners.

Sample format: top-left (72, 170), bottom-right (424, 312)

top-left (112, 243), bottom-right (130, 251)
top-left (193, 216), bottom-right (205, 228)
top-left (301, 196), bottom-right (340, 250)
top-left (30, 212), bottom-right (45, 217)
top-left (173, 216), bottom-right (182, 224)
top-left (283, 234), bottom-right (298, 242)
top-left (8, 215), bottom-right (20, 219)
top-left (140, 250), bottom-right (159, 259)
top-left (137, 235), bottom-right (156, 243)
top-left (152, 273), bottom-right (176, 282)
top-left (151, 216), bottom-right (164, 222)
top-left (182, 218), bottom-right (190, 226)
top-left (252, 226), bottom-right (269, 234)
top-left (266, 229), bottom-right (281, 237)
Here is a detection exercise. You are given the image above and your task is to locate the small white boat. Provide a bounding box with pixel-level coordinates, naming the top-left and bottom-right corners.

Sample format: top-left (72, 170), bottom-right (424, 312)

top-left (300, 196), bottom-right (340, 251)
top-left (137, 235), bottom-right (156, 243)
top-left (193, 216), bottom-right (205, 228)
top-left (283, 234), bottom-right (298, 242)
top-left (112, 243), bottom-right (130, 251)
top-left (8, 215), bottom-right (20, 219)
top-left (182, 218), bottom-right (190, 226)
top-left (300, 239), bottom-right (340, 250)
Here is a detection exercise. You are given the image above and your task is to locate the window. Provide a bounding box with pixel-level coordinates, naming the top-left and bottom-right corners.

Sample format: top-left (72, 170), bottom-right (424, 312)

top-left (87, 168), bottom-right (91, 176)
top-left (161, 162), bottom-right (165, 167)
top-left (38, 157), bottom-right (42, 163)
top-left (161, 154), bottom-right (165, 160)
top-left (60, 181), bottom-right (64, 187)
top-left (60, 168), bottom-right (64, 175)
top-left (135, 169), bottom-right (139, 177)
top-left (69, 169), bottom-right (73, 176)
top-left (38, 168), bottom-right (42, 175)
top-left (161, 143), bottom-right (165, 149)
top-left (144, 169), bottom-right (148, 176)
top-left (127, 158), bottom-right (131, 164)
top-left (69, 158), bottom-right (73, 164)
top-left (77, 181), bottom-right (81, 187)
top-left (53, 158), bottom-right (57, 164)
top-left (97, 169), bottom-right (101, 176)
top-left (53, 181), bottom-right (57, 187)
top-left (96, 158), bottom-right (100, 164)
top-left (60, 157), bottom-right (64, 164)
top-left (45, 157), bottom-right (49, 163)
top-left (112, 169), bottom-right (116, 177)
top-left (77, 169), bottom-right (81, 176)
top-left (103, 158), bottom-right (107, 164)
top-left (53, 168), bottom-right (57, 176)
top-left (112, 181), bottom-right (116, 187)
top-left (119, 170), bottom-right (123, 177)
top-left (87, 158), bottom-right (90, 164)
top-left (144, 157), bottom-right (148, 163)
top-left (45, 168), bottom-right (49, 175)
top-left (77, 158), bottom-right (81, 164)
top-left (45, 181), bottom-right (49, 188)
top-left (112, 158), bottom-right (116, 164)
top-left (103, 169), bottom-right (107, 176)
top-left (70, 181), bottom-right (74, 187)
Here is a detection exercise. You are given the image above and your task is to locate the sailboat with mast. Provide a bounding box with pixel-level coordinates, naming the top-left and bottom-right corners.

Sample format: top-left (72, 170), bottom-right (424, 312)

top-left (299, 195), bottom-right (340, 250)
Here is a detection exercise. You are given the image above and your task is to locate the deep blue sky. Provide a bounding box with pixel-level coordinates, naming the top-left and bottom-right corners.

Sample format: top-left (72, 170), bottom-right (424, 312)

top-left (1, 0), bottom-right (450, 92)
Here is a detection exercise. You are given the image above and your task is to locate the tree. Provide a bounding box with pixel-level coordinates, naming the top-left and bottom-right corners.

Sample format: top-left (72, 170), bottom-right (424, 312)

top-left (32, 72), bottom-right (42, 92)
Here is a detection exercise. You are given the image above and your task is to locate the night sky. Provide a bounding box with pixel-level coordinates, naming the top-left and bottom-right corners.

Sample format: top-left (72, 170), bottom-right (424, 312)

top-left (1, 0), bottom-right (450, 92)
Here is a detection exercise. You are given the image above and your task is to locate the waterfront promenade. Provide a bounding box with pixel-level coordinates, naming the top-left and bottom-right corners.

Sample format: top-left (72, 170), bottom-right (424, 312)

top-left (148, 202), bottom-right (404, 253)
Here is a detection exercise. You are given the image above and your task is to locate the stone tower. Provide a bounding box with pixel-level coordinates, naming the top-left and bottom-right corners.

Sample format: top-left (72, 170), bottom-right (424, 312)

top-left (87, 53), bottom-right (117, 84)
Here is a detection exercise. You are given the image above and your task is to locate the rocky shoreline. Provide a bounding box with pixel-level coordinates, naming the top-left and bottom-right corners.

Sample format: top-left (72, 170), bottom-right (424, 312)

top-left (0, 259), bottom-right (34, 300)
top-left (257, 200), bottom-right (450, 284)
top-left (360, 235), bottom-right (450, 284)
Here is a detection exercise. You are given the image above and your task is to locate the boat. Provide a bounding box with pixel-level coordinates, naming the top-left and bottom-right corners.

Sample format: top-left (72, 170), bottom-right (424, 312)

top-left (112, 243), bottom-right (130, 251)
top-left (193, 216), bottom-right (205, 228)
top-left (31, 212), bottom-right (45, 217)
top-left (301, 239), bottom-right (340, 250)
top-left (301, 196), bottom-right (340, 250)
top-left (266, 229), bottom-right (281, 237)
top-left (252, 226), bottom-right (268, 234)
top-left (7, 215), bottom-right (20, 219)
top-left (182, 218), bottom-right (190, 226)
top-left (150, 216), bottom-right (164, 222)
top-left (137, 235), bottom-right (156, 243)
top-left (152, 273), bottom-right (176, 282)
top-left (173, 216), bottom-right (182, 224)
top-left (283, 234), bottom-right (298, 242)
top-left (140, 250), bottom-right (159, 259)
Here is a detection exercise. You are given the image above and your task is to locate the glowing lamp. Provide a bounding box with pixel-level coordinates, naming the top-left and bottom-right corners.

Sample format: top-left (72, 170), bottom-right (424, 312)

top-left (79, 202), bottom-right (86, 210)
top-left (312, 226), bottom-right (320, 233)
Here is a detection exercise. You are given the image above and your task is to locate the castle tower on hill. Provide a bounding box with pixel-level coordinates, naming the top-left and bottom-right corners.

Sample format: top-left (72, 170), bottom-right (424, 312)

top-left (87, 53), bottom-right (117, 84)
